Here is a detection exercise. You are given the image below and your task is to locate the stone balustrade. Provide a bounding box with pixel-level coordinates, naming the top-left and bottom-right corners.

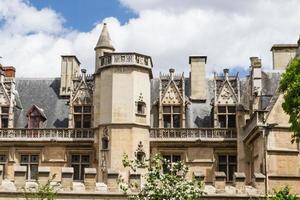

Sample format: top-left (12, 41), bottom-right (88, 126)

top-left (98, 53), bottom-right (152, 70)
top-left (243, 110), bottom-right (267, 136)
top-left (149, 128), bottom-right (237, 141)
top-left (0, 128), bottom-right (95, 142)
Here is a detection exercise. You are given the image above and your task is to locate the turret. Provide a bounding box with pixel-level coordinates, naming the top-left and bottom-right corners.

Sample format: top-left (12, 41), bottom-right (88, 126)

top-left (94, 23), bottom-right (115, 70)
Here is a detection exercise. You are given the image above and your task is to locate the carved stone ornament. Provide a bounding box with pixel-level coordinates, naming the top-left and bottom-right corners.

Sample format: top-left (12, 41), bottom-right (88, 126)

top-left (220, 85), bottom-right (233, 100)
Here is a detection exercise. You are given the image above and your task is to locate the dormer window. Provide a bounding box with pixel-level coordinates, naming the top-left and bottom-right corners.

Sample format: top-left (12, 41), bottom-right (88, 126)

top-left (73, 105), bottom-right (92, 128)
top-left (26, 105), bottom-right (47, 128)
top-left (1, 106), bottom-right (9, 128)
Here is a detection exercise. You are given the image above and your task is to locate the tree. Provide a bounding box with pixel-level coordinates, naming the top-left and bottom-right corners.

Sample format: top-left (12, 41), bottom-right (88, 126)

top-left (22, 174), bottom-right (60, 200)
top-left (280, 57), bottom-right (300, 143)
top-left (266, 186), bottom-right (299, 200)
top-left (118, 154), bottom-right (205, 200)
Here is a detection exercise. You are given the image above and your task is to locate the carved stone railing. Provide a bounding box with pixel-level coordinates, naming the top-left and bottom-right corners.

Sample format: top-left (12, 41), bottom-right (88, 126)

top-left (243, 110), bottom-right (267, 136)
top-left (149, 128), bottom-right (237, 141)
top-left (0, 128), bottom-right (95, 142)
top-left (98, 53), bottom-right (152, 70)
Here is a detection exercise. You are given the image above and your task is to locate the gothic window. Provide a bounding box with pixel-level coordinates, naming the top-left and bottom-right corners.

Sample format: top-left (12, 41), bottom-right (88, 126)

top-left (218, 154), bottom-right (237, 181)
top-left (1, 106), bottom-right (9, 128)
top-left (217, 106), bottom-right (236, 128)
top-left (74, 105), bottom-right (92, 128)
top-left (20, 154), bottom-right (39, 180)
top-left (71, 154), bottom-right (90, 181)
top-left (0, 155), bottom-right (7, 179)
top-left (162, 154), bottom-right (181, 174)
top-left (163, 106), bottom-right (181, 128)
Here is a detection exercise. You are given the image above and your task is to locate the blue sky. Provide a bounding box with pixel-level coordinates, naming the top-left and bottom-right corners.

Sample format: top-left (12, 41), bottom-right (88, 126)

top-left (29, 0), bottom-right (136, 31)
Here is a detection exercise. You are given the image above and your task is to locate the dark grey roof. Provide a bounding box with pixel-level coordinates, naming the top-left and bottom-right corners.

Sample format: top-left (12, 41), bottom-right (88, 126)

top-left (14, 78), bottom-right (68, 128)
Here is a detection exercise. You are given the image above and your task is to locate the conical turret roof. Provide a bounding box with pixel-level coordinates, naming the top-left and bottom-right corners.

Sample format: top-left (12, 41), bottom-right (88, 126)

top-left (95, 23), bottom-right (115, 50)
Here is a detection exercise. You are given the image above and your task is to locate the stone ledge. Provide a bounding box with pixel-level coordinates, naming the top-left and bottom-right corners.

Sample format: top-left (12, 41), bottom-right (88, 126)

top-left (62, 167), bottom-right (74, 174)
top-left (234, 172), bottom-right (246, 179)
top-left (253, 173), bottom-right (265, 179)
top-left (107, 169), bottom-right (119, 175)
top-left (215, 171), bottom-right (226, 178)
top-left (14, 166), bottom-right (26, 172)
top-left (38, 167), bottom-right (50, 173)
top-left (84, 168), bottom-right (97, 175)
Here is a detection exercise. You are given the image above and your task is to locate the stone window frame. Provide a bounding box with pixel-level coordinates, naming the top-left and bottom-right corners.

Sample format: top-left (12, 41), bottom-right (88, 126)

top-left (135, 93), bottom-right (146, 116)
top-left (20, 154), bottom-right (40, 180)
top-left (216, 105), bottom-right (236, 128)
top-left (134, 141), bottom-right (146, 162)
top-left (162, 105), bottom-right (182, 128)
top-left (159, 149), bottom-right (186, 174)
top-left (70, 154), bottom-right (90, 181)
top-left (0, 106), bottom-right (9, 128)
top-left (73, 105), bottom-right (92, 128)
top-left (216, 153), bottom-right (237, 182)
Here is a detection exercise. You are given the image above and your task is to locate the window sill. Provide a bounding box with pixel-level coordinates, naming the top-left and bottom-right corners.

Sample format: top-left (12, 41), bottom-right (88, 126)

top-left (136, 113), bottom-right (146, 117)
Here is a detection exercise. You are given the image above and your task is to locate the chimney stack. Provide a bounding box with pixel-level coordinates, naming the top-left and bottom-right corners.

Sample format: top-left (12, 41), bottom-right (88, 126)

top-left (189, 56), bottom-right (207, 101)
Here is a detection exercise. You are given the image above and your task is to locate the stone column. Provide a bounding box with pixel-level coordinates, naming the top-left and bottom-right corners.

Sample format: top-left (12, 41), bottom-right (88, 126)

top-left (234, 172), bottom-right (246, 194)
top-left (253, 173), bottom-right (266, 195)
top-left (107, 169), bottom-right (119, 192)
top-left (214, 171), bottom-right (226, 193)
top-left (61, 167), bottom-right (73, 191)
top-left (38, 167), bottom-right (50, 186)
top-left (14, 166), bottom-right (27, 190)
top-left (84, 168), bottom-right (97, 192)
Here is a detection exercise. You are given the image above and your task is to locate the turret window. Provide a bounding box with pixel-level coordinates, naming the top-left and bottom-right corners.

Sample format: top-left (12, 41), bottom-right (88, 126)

top-left (74, 105), bottom-right (92, 128)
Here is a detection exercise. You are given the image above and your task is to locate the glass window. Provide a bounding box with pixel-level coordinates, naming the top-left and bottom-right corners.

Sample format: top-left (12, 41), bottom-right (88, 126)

top-left (20, 154), bottom-right (39, 180)
top-left (1, 107), bottom-right (9, 128)
top-left (0, 155), bottom-right (7, 179)
top-left (173, 114), bottom-right (181, 128)
top-left (162, 154), bottom-right (182, 174)
top-left (218, 106), bottom-right (226, 113)
top-left (71, 154), bottom-right (90, 181)
top-left (163, 106), bottom-right (171, 113)
top-left (218, 154), bottom-right (237, 181)
top-left (227, 115), bottom-right (236, 128)
top-left (162, 106), bottom-right (182, 128)
top-left (163, 115), bottom-right (171, 128)
top-left (73, 106), bottom-right (92, 128)
top-left (102, 137), bottom-right (109, 150)
top-left (217, 106), bottom-right (236, 128)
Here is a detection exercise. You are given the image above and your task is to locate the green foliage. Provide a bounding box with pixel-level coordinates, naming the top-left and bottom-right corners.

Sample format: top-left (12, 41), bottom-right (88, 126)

top-left (22, 174), bottom-right (60, 200)
top-left (280, 58), bottom-right (300, 143)
top-left (118, 154), bottom-right (205, 200)
top-left (266, 186), bottom-right (299, 200)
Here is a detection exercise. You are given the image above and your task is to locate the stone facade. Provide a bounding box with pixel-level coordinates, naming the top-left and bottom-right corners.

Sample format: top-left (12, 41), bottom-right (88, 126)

top-left (0, 24), bottom-right (299, 198)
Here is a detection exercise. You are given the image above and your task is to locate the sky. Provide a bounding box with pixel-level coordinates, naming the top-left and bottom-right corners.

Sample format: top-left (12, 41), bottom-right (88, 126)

top-left (0, 0), bottom-right (300, 77)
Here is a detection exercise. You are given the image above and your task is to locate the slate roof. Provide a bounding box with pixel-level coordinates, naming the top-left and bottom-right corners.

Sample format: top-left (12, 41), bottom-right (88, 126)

top-left (14, 78), bottom-right (69, 128)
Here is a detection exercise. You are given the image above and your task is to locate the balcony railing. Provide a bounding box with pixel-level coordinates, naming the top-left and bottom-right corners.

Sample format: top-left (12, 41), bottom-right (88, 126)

top-left (98, 53), bottom-right (152, 70)
top-left (0, 128), bottom-right (95, 142)
top-left (149, 128), bottom-right (237, 141)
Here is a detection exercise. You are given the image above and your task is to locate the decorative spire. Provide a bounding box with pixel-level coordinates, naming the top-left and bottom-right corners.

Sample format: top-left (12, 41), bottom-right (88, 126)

top-left (95, 23), bottom-right (115, 51)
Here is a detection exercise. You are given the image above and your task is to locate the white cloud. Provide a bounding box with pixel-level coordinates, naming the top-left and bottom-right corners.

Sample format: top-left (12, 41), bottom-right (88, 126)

top-left (0, 0), bottom-right (299, 77)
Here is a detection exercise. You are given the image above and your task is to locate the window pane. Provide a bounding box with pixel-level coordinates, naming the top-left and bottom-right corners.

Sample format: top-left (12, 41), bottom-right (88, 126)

top-left (228, 115), bottom-right (236, 128)
top-left (229, 164), bottom-right (237, 181)
top-left (30, 155), bottom-right (39, 163)
top-left (83, 106), bottom-right (91, 113)
top-left (1, 116), bottom-right (8, 128)
top-left (21, 155), bottom-right (29, 163)
top-left (74, 106), bottom-right (82, 113)
top-left (173, 114), bottom-right (180, 128)
top-left (173, 106), bottom-right (181, 113)
top-left (227, 106), bottom-right (236, 113)
top-left (218, 106), bottom-right (226, 113)
top-left (163, 106), bottom-right (171, 113)
top-left (81, 164), bottom-right (89, 180)
top-left (163, 115), bottom-right (171, 128)
top-left (74, 115), bottom-right (82, 128)
top-left (1, 107), bottom-right (9, 114)
top-left (72, 155), bottom-right (80, 163)
top-left (218, 155), bottom-right (227, 163)
top-left (218, 115), bottom-right (226, 128)
top-left (30, 164), bottom-right (38, 180)
top-left (219, 164), bottom-right (227, 175)
top-left (172, 155), bottom-right (181, 163)
top-left (229, 155), bottom-right (237, 163)
top-left (83, 115), bottom-right (91, 128)
top-left (81, 155), bottom-right (90, 163)
top-left (72, 164), bottom-right (80, 180)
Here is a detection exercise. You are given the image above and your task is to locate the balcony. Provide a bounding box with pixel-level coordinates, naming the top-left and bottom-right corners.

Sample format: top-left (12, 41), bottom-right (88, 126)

top-left (0, 128), bottom-right (95, 142)
top-left (243, 110), bottom-right (267, 136)
top-left (98, 53), bottom-right (153, 70)
top-left (149, 128), bottom-right (237, 142)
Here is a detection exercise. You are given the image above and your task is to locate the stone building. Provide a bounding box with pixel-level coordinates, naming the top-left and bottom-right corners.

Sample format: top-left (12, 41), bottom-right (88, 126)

top-left (0, 23), bottom-right (299, 198)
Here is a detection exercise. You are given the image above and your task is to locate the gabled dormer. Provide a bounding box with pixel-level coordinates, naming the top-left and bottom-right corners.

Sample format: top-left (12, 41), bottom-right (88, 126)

top-left (26, 105), bottom-right (47, 128)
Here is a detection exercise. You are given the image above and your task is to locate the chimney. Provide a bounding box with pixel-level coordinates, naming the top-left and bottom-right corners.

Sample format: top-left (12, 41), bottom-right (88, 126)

top-left (189, 56), bottom-right (207, 101)
top-left (60, 55), bottom-right (81, 96)
top-left (3, 66), bottom-right (16, 77)
top-left (250, 57), bottom-right (262, 96)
